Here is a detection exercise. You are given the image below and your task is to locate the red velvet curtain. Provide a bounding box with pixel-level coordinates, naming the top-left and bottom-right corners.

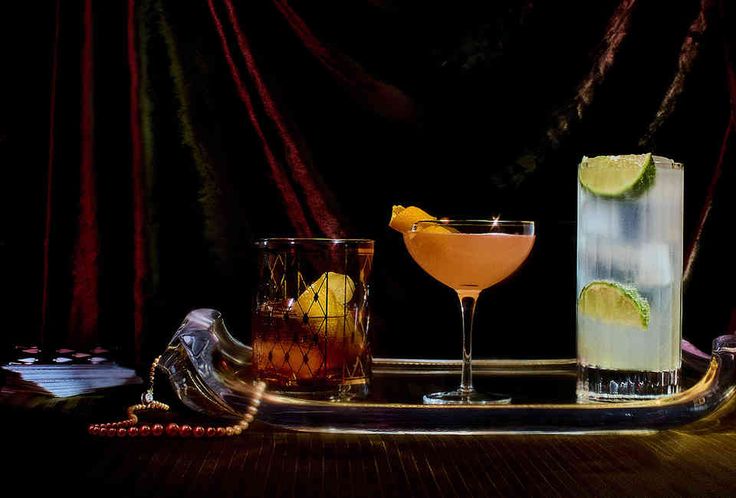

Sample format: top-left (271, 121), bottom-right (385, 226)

top-left (1, 0), bottom-right (734, 367)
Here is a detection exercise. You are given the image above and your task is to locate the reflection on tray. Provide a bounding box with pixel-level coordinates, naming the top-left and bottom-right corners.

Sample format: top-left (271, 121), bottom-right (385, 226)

top-left (371, 362), bottom-right (577, 405)
top-left (158, 309), bottom-right (736, 434)
top-left (373, 357), bottom-right (576, 376)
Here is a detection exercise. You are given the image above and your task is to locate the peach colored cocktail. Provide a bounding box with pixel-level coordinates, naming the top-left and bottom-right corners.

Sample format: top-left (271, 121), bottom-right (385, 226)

top-left (402, 219), bottom-right (535, 404)
top-left (403, 231), bottom-right (535, 292)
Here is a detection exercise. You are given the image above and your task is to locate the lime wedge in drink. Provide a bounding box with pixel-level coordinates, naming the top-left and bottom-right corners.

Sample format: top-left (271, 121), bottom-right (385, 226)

top-left (578, 153), bottom-right (655, 198)
top-left (578, 280), bottom-right (650, 330)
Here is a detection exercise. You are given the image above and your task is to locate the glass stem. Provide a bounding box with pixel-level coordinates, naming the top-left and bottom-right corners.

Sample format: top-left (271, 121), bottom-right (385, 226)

top-left (457, 291), bottom-right (479, 394)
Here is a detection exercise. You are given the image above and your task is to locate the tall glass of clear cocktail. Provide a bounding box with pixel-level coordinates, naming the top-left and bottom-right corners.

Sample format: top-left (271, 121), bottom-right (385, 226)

top-left (404, 220), bottom-right (535, 404)
top-left (577, 154), bottom-right (683, 401)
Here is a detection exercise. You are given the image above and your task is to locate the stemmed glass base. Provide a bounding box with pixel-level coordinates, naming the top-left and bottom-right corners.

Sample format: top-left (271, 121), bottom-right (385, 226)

top-left (423, 389), bottom-right (511, 405)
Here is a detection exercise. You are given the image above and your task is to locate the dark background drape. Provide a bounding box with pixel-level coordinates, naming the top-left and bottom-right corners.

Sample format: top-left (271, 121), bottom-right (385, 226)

top-left (1, 0), bottom-right (734, 368)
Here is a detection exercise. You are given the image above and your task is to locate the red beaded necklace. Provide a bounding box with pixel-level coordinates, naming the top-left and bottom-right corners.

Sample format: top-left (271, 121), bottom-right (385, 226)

top-left (89, 355), bottom-right (266, 438)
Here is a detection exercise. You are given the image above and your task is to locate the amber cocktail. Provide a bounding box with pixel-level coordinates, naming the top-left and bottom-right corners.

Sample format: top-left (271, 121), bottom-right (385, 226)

top-left (252, 238), bottom-right (373, 399)
top-left (404, 220), bottom-right (535, 404)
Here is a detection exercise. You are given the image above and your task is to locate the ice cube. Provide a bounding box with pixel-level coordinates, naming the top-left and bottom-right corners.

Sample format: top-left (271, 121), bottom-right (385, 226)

top-left (636, 243), bottom-right (672, 287)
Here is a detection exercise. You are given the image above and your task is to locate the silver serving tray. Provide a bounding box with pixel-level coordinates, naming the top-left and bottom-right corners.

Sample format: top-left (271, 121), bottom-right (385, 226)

top-left (159, 309), bottom-right (736, 434)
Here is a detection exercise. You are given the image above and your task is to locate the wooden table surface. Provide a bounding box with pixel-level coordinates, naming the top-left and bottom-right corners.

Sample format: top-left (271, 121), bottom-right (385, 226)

top-left (3, 372), bottom-right (736, 497)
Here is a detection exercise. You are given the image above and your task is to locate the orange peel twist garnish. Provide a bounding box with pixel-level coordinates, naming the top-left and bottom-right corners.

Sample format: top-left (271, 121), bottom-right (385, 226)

top-left (389, 205), bottom-right (452, 233)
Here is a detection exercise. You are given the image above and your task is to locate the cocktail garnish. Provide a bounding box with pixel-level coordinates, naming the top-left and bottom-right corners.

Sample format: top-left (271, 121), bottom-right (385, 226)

top-left (296, 272), bottom-right (357, 337)
top-left (578, 280), bottom-right (650, 330)
top-left (389, 205), bottom-right (453, 233)
top-left (579, 153), bottom-right (655, 198)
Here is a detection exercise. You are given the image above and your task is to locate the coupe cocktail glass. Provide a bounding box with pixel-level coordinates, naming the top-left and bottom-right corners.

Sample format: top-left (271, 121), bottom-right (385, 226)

top-left (403, 220), bottom-right (535, 404)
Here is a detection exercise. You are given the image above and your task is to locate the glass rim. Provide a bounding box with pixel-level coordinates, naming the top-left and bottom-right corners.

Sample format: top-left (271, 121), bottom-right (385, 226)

top-left (255, 237), bottom-right (374, 247)
top-left (410, 219), bottom-right (534, 232)
top-left (652, 155), bottom-right (684, 170)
